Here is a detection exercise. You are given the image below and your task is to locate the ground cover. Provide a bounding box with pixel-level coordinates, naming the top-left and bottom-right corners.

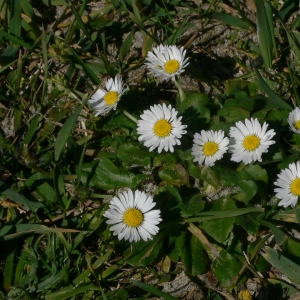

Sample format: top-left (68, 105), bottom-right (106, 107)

top-left (1, 0), bottom-right (300, 299)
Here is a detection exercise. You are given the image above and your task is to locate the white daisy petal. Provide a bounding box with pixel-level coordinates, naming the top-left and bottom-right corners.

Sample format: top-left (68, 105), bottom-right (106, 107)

top-left (229, 118), bottom-right (275, 164)
top-left (104, 189), bottom-right (161, 242)
top-left (137, 103), bottom-right (187, 153)
top-left (191, 130), bottom-right (229, 167)
top-left (288, 107), bottom-right (300, 134)
top-left (145, 44), bottom-right (189, 81)
top-left (275, 161), bottom-right (300, 208)
top-left (88, 76), bottom-right (126, 116)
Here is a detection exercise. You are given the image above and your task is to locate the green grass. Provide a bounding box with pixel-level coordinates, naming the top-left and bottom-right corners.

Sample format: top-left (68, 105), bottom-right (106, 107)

top-left (0, 0), bottom-right (300, 299)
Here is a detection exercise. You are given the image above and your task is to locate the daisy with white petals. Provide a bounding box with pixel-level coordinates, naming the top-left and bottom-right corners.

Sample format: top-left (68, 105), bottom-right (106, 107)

top-left (229, 118), bottom-right (275, 164)
top-left (288, 107), bottom-right (300, 134)
top-left (274, 162), bottom-right (300, 207)
top-left (145, 44), bottom-right (189, 81)
top-left (137, 103), bottom-right (187, 153)
top-left (104, 189), bottom-right (162, 242)
top-left (88, 76), bottom-right (126, 116)
top-left (192, 130), bottom-right (229, 167)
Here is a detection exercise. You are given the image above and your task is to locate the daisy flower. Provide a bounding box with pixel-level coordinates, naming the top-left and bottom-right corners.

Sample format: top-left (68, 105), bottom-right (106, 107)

top-left (192, 130), bottom-right (229, 167)
top-left (274, 161), bottom-right (300, 207)
top-left (229, 118), bottom-right (275, 164)
top-left (88, 76), bottom-right (126, 116)
top-left (288, 107), bottom-right (300, 134)
top-left (145, 44), bottom-right (189, 81)
top-left (137, 103), bottom-right (187, 153)
top-left (104, 189), bottom-right (162, 242)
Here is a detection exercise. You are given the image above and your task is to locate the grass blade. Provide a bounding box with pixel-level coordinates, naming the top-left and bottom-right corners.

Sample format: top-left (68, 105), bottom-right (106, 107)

top-left (254, 69), bottom-right (292, 110)
top-left (254, 0), bottom-right (273, 70)
top-left (54, 99), bottom-right (87, 161)
top-left (261, 246), bottom-right (300, 284)
top-left (0, 30), bottom-right (32, 49)
top-left (69, 0), bottom-right (91, 41)
top-left (23, 113), bottom-right (42, 145)
top-left (0, 224), bottom-right (80, 240)
top-left (204, 12), bottom-right (252, 29)
top-left (131, 280), bottom-right (180, 300)
top-left (69, 47), bottom-right (99, 85)
top-left (41, 28), bottom-right (49, 105)
top-left (0, 180), bottom-right (44, 211)
top-left (185, 207), bottom-right (264, 222)
top-left (9, 0), bottom-right (22, 36)
top-left (119, 29), bottom-right (135, 62)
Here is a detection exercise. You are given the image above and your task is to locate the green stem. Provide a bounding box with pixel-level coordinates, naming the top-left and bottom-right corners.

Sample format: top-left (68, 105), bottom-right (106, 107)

top-left (90, 193), bottom-right (112, 199)
top-left (123, 109), bottom-right (138, 123)
top-left (174, 78), bottom-right (186, 103)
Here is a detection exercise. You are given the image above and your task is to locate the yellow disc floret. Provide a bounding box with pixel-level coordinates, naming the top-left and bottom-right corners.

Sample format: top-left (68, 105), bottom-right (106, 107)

top-left (290, 178), bottom-right (300, 196)
top-left (104, 91), bottom-right (119, 105)
top-left (238, 290), bottom-right (252, 300)
top-left (295, 120), bottom-right (300, 129)
top-left (123, 208), bottom-right (144, 227)
top-left (243, 135), bottom-right (260, 151)
top-left (164, 59), bottom-right (180, 74)
top-left (153, 119), bottom-right (172, 137)
top-left (203, 142), bottom-right (219, 156)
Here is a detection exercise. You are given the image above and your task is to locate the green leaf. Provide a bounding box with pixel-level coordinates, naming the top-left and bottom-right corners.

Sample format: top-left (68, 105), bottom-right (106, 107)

top-left (240, 165), bottom-right (268, 183)
top-left (212, 250), bottom-right (243, 287)
top-left (0, 224), bottom-right (80, 241)
top-left (69, 47), bottom-right (100, 85)
top-left (125, 235), bottom-right (163, 267)
top-left (204, 12), bottom-right (252, 29)
top-left (186, 207), bottom-right (264, 222)
top-left (283, 238), bottom-right (300, 265)
top-left (23, 113), bottom-right (43, 145)
top-left (131, 280), bottom-right (179, 300)
top-left (268, 278), bottom-right (299, 297)
top-left (117, 143), bottom-right (152, 166)
top-left (80, 159), bottom-right (134, 190)
top-left (0, 30), bottom-right (32, 49)
top-left (180, 92), bottom-right (210, 123)
top-left (9, 0), bottom-right (22, 36)
top-left (261, 220), bottom-right (287, 245)
top-left (69, 0), bottom-right (91, 41)
top-left (236, 213), bottom-right (261, 234)
top-left (45, 284), bottom-right (101, 300)
top-left (55, 103), bottom-right (84, 161)
top-left (254, 0), bottom-right (273, 69)
top-left (201, 167), bottom-right (220, 189)
top-left (0, 180), bottom-right (44, 212)
top-left (261, 246), bottom-right (300, 284)
top-left (159, 163), bottom-right (189, 186)
top-left (181, 194), bottom-right (205, 217)
top-left (181, 232), bottom-right (209, 276)
top-left (217, 106), bottom-right (250, 122)
top-left (119, 29), bottom-right (135, 62)
top-left (234, 179), bottom-right (257, 204)
top-left (201, 196), bottom-right (237, 243)
top-left (254, 70), bottom-right (292, 110)
top-left (169, 230), bottom-right (185, 262)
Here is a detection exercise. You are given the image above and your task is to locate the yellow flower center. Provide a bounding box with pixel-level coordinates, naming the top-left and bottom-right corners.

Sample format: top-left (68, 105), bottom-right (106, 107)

top-left (238, 290), bottom-right (252, 300)
top-left (243, 135), bottom-right (260, 151)
top-left (295, 120), bottom-right (300, 129)
top-left (103, 91), bottom-right (119, 105)
top-left (164, 59), bottom-right (180, 74)
top-left (153, 119), bottom-right (172, 137)
top-left (290, 178), bottom-right (300, 196)
top-left (203, 142), bottom-right (219, 156)
top-left (123, 208), bottom-right (144, 227)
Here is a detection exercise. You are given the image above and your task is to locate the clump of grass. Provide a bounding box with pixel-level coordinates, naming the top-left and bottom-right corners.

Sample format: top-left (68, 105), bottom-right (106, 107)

top-left (1, 0), bottom-right (300, 299)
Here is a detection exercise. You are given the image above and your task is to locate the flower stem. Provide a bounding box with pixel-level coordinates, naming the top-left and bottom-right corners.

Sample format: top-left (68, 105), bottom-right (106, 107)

top-left (123, 109), bottom-right (138, 123)
top-left (174, 78), bottom-right (186, 103)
